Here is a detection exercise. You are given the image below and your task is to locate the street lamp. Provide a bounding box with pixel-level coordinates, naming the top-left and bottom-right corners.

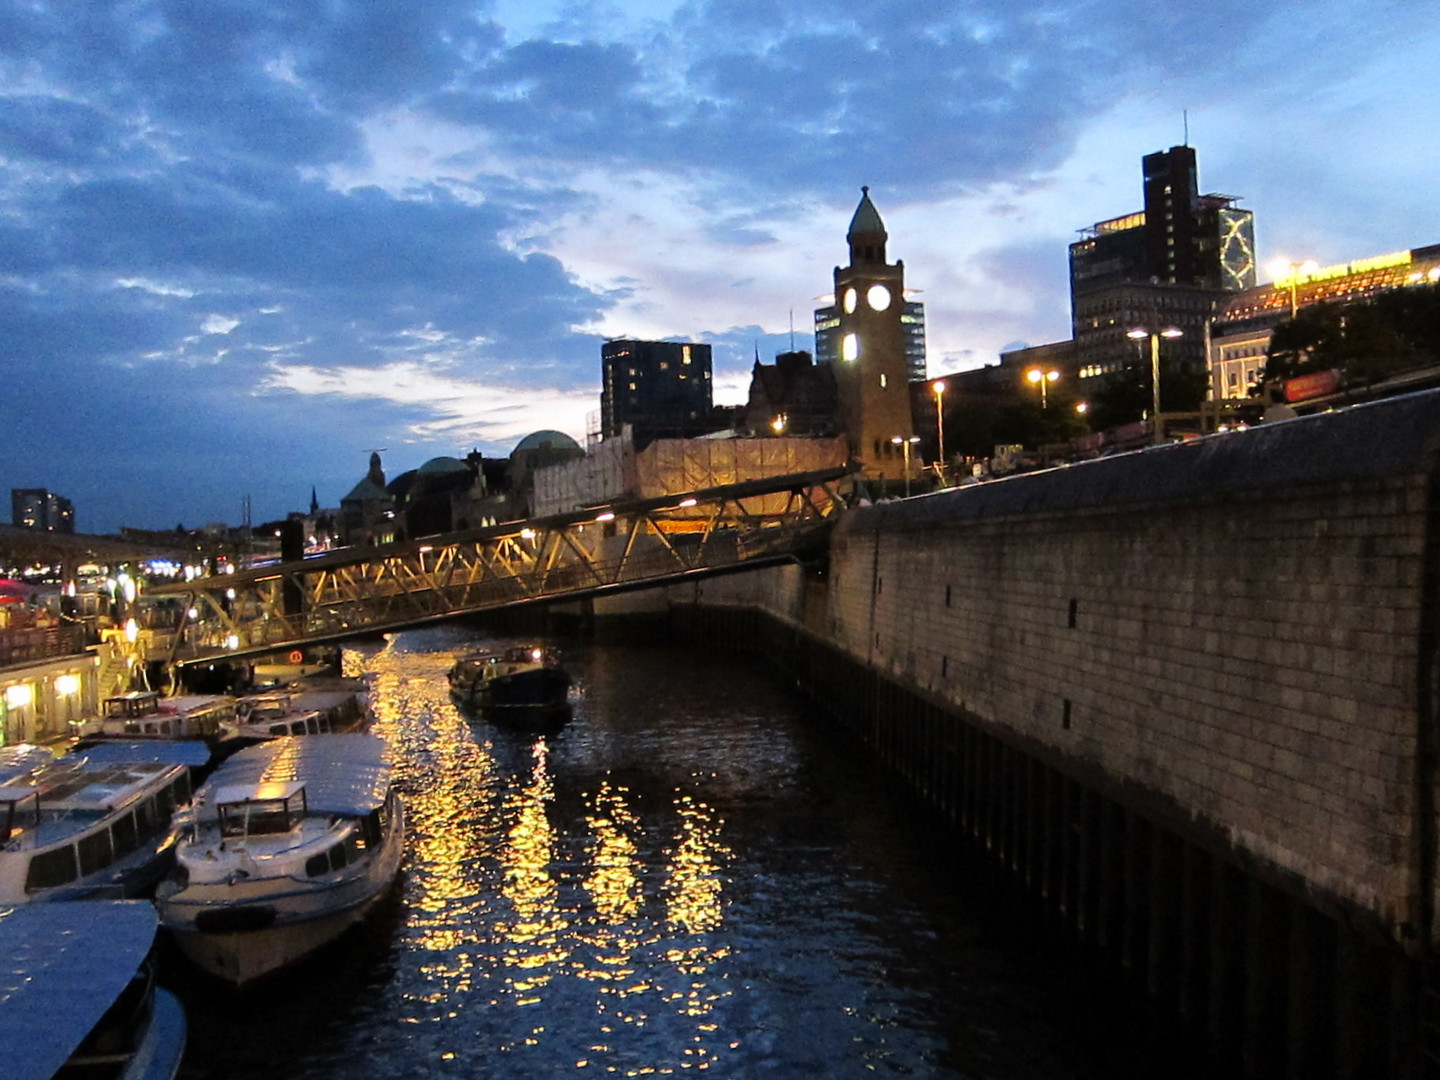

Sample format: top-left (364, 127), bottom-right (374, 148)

top-left (1268, 258), bottom-right (1319, 318)
top-left (1026, 368), bottom-right (1059, 409)
top-left (931, 380), bottom-right (947, 472)
top-left (890, 435), bottom-right (921, 497)
top-left (1126, 326), bottom-right (1184, 444)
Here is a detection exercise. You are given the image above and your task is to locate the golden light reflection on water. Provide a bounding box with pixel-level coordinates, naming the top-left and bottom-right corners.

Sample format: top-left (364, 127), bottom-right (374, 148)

top-left (349, 637), bottom-right (744, 1074)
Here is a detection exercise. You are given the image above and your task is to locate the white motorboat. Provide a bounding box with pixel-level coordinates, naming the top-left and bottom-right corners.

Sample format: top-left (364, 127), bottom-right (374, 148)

top-left (0, 900), bottom-right (186, 1080)
top-left (221, 683), bottom-right (368, 745)
top-left (73, 692), bottom-right (237, 747)
top-left (0, 742), bottom-right (204, 904)
top-left (155, 733), bottom-right (404, 986)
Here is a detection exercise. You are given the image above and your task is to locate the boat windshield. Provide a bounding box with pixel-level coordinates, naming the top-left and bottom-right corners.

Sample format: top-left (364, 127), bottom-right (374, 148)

top-left (0, 787), bottom-right (41, 842)
top-left (217, 785), bottom-right (307, 838)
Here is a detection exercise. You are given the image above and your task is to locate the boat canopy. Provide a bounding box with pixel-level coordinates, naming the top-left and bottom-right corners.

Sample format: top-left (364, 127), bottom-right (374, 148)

top-left (0, 900), bottom-right (159, 1080)
top-left (197, 733), bottom-right (391, 817)
top-left (0, 744), bottom-right (56, 785)
top-left (73, 739), bottom-right (213, 768)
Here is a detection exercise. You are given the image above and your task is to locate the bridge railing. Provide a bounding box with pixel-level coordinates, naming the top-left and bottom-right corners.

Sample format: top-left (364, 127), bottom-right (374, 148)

top-left (153, 466), bottom-right (851, 665)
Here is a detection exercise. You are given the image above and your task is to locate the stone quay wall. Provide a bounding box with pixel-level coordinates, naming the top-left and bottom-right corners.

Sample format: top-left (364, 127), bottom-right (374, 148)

top-left (676, 389), bottom-right (1440, 1077)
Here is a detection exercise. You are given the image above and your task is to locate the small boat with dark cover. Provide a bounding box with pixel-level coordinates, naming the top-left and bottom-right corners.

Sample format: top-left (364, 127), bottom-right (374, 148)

top-left (447, 645), bottom-right (572, 715)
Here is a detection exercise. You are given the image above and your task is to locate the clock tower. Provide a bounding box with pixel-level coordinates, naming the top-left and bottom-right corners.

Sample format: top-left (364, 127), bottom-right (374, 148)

top-left (830, 187), bottom-right (915, 481)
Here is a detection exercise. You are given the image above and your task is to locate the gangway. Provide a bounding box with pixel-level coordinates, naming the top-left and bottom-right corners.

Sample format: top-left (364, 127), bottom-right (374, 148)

top-left (147, 466), bottom-right (852, 666)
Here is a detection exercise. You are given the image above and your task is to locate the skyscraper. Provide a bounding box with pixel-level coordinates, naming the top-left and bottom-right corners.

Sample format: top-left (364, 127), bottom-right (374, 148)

top-left (10, 488), bottom-right (74, 533)
top-left (599, 338), bottom-right (714, 446)
top-left (1069, 146), bottom-right (1255, 397)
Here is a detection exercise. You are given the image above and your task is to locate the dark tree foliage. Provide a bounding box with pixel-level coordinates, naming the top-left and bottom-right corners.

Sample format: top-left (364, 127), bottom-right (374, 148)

top-left (945, 391), bottom-right (1088, 457)
top-left (1265, 283), bottom-right (1440, 385)
top-left (1084, 363), bottom-right (1208, 430)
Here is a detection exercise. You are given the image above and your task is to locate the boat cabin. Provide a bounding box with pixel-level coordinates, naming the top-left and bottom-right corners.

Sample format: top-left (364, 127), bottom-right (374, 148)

top-left (0, 760), bottom-right (193, 901)
top-left (215, 781), bottom-right (308, 838)
top-left (103, 691), bottom-right (162, 721)
top-left (98, 694), bottom-right (236, 740)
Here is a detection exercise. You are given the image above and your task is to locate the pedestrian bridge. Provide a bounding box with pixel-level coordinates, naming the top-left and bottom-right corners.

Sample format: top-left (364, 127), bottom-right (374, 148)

top-left (146, 466), bottom-right (852, 666)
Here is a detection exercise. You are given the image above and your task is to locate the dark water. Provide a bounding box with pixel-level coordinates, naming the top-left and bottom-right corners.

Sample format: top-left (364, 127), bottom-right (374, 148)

top-left (170, 628), bottom-right (1154, 1079)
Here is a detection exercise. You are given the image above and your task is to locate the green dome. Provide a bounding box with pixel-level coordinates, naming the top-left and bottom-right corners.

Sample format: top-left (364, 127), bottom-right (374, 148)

top-left (513, 430), bottom-right (581, 455)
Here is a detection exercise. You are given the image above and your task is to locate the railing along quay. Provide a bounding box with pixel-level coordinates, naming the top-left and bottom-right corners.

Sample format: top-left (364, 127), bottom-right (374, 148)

top-left (147, 466), bottom-right (853, 665)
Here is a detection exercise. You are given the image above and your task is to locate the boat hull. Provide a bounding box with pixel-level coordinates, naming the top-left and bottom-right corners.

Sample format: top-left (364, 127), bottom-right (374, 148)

top-left (160, 800), bottom-right (404, 986)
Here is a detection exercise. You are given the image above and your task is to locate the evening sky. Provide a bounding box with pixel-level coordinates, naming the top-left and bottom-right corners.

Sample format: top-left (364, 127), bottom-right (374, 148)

top-left (2, 0), bottom-right (1437, 532)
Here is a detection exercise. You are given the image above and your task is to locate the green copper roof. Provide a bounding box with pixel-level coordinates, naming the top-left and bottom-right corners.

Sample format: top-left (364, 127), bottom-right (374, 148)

top-left (847, 186), bottom-right (887, 239)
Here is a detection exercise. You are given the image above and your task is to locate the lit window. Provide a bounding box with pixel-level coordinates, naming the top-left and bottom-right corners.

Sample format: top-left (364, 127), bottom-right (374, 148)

top-left (879, 374), bottom-right (887, 388)
top-left (841, 334), bottom-right (859, 362)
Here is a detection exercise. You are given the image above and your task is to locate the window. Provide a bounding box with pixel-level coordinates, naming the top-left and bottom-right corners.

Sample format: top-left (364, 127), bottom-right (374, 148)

top-left (26, 846), bottom-right (79, 891)
top-left (306, 852), bottom-right (330, 877)
top-left (78, 829), bottom-right (115, 876)
top-left (112, 811), bottom-right (140, 857)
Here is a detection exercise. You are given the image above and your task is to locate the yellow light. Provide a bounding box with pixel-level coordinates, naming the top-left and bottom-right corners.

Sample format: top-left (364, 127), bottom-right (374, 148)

top-left (841, 333), bottom-right (859, 362)
top-left (5, 684), bottom-right (34, 708)
top-left (679, 498), bottom-right (698, 508)
top-left (520, 528), bottom-right (536, 539)
top-left (55, 674), bottom-right (81, 696)
top-left (931, 380), bottom-right (946, 397)
top-left (124, 618), bottom-right (140, 643)
top-left (225, 634), bottom-right (240, 650)
top-left (596, 512), bottom-right (616, 523)
top-left (770, 414), bottom-right (787, 434)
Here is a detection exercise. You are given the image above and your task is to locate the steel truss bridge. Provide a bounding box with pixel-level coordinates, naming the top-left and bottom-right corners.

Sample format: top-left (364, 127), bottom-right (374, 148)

top-left (147, 466), bottom-right (852, 667)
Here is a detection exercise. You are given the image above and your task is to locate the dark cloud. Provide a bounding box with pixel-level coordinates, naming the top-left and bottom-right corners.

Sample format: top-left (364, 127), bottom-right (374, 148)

top-left (0, 0), bottom-right (1429, 531)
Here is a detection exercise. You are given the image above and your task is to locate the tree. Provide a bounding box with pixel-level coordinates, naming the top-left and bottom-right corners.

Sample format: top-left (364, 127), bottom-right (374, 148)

top-left (1264, 283), bottom-right (1440, 386)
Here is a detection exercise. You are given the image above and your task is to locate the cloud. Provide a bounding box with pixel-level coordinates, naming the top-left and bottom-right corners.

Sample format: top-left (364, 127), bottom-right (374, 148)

top-left (1, 0), bottom-right (1437, 533)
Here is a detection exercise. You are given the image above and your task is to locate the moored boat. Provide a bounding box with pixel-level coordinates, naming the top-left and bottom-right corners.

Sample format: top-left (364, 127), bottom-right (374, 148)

top-left (0, 900), bottom-right (187, 1080)
top-left (155, 733), bottom-right (404, 986)
top-left (73, 692), bottom-right (237, 749)
top-left (447, 645), bottom-right (572, 715)
top-left (0, 742), bottom-right (203, 904)
top-left (219, 682), bottom-right (369, 747)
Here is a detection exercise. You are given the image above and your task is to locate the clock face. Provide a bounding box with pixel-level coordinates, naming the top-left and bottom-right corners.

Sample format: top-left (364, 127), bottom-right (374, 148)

top-left (842, 287), bottom-right (858, 314)
top-left (866, 284), bottom-right (892, 312)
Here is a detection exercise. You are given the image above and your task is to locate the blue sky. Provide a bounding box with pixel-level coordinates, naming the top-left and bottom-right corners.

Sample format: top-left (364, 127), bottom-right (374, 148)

top-left (3, 0), bottom-right (1437, 533)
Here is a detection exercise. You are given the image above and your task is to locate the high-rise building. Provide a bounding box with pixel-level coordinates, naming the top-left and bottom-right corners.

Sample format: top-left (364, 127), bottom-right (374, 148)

top-left (1069, 146), bottom-right (1255, 397)
top-left (10, 488), bottom-right (74, 533)
top-left (816, 294), bottom-right (927, 383)
top-left (599, 338), bottom-right (714, 446)
top-left (815, 188), bottom-right (917, 480)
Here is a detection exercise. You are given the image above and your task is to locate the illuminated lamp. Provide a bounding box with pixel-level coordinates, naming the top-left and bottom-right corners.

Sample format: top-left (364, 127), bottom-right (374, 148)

top-left (841, 333), bottom-right (859, 362)
top-left (56, 674), bottom-right (81, 696)
top-left (124, 618), bottom-right (140, 643)
top-left (5, 684), bottom-right (33, 708)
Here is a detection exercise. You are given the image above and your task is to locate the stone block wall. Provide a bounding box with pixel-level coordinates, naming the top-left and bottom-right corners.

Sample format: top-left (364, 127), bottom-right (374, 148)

top-left (690, 392), bottom-right (1440, 952)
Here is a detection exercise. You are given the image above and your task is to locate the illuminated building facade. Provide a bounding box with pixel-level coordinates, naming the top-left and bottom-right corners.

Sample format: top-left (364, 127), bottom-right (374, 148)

top-left (1208, 245), bottom-right (1440, 399)
top-left (819, 187), bottom-right (917, 479)
top-left (1069, 146), bottom-right (1255, 394)
top-left (599, 338), bottom-right (714, 446)
top-left (10, 488), bottom-right (74, 533)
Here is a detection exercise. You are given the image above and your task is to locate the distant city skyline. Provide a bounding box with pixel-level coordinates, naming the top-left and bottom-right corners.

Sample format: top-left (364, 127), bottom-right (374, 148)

top-left (2, 0), bottom-right (1437, 533)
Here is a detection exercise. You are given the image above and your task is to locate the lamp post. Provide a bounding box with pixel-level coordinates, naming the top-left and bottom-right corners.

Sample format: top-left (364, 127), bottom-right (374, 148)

top-left (931, 380), bottom-right (947, 475)
top-left (1126, 326), bottom-right (1183, 444)
top-left (1269, 259), bottom-right (1319, 319)
top-left (891, 435), bottom-right (920, 497)
top-left (1026, 367), bottom-right (1059, 409)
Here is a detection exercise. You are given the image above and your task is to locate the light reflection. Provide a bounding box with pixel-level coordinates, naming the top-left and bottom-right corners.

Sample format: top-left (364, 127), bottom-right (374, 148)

top-left (495, 739), bottom-right (570, 998)
top-left (346, 637), bottom-right (743, 1075)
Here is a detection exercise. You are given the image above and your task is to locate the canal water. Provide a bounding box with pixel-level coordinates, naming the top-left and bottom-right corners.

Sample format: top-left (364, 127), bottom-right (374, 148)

top-left (170, 627), bottom-right (1173, 1079)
